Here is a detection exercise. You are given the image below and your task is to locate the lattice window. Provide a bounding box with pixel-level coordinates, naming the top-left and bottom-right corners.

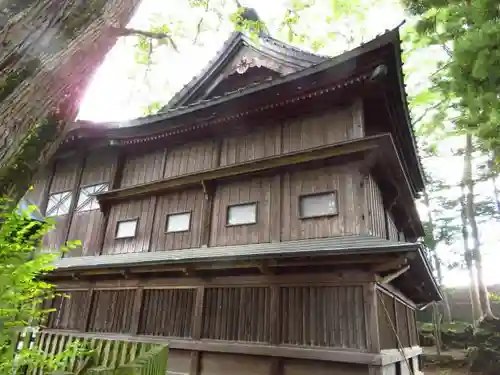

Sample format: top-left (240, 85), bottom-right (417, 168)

top-left (76, 183), bottom-right (108, 212)
top-left (46, 191), bottom-right (73, 216)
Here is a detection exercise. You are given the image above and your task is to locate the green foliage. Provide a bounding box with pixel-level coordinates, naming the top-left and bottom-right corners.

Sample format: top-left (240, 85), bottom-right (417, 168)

top-left (403, 0), bottom-right (500, 165)
top-left (0, 198), bottom-right (81, 372)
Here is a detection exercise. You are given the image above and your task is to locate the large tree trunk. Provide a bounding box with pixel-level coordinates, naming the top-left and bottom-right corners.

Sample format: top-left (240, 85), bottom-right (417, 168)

top-left (422, 188), bottom-right (452, 322)
top-left (464, 134), bottom-right (496, 320)
top-left (0, 0), bottom-right (142, 202)
top-left (460, 184), bottom-right (482, 326)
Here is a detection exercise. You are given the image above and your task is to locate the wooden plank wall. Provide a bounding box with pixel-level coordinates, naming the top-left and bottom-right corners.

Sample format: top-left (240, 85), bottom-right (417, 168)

top-left (39, 102), bottom-right (367, 254)
top-left (282, 166), bottom-right (363, 241)
top-left (364, 175), bottom-right (386, 239)
top-left (386, 212), bottom-right (399, 242)
top-left (376, 288), bottom-right (418, 350)
top-left (46, 283), bottom-right (368, 351)
top-left (67, 150), bottom-right (118, 256)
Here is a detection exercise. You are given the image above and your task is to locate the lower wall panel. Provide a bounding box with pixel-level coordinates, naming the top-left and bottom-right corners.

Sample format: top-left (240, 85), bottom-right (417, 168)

top-left (167, 349), bottom-right (192, 375)
top-left (200, 353), bottom-right (271, 375)
top-left (283, 359), bottom-right (367, 375)
top-left (48, 281), bottom-right (369, 351)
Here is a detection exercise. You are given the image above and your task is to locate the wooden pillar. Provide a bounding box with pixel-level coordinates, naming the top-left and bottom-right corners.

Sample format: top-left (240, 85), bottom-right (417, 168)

top-left (270, 174), bottom-right (281, 242)
top-left (393, 297), bottom-right (399, 348)
top-left (199, 184), bottom-right (215, 247)
top-left (39, 161), bottom-right (56, 215)
top-left (363, 283), bottom-right (380, 353)
top-left (270, 285), bottom-right (280, 345)
top-left (97, 151), bottom-right (125, 255)
top-left (190, 286), bottom-right (205, 375)
top-left (62, 152), bottom-right (86, 246)
top-left (81, 288), bottom-right (94, 332)
top-left (130, 287), bottom-right (144, 335)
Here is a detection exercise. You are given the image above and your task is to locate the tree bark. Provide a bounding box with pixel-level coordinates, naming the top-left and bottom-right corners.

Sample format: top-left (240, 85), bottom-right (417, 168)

top-left (423, 187), bottom-right (452, 322)
top-left (0, 0), bottom-right (142, 202)
top-left (460, 183), bottom-right (482, 325)
top-left (464, 134), bottom-right (496, 320)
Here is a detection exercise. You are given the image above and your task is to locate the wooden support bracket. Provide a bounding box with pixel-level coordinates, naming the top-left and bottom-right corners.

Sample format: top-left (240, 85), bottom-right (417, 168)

top-left (379, 265), bottom-right (410, 284)
top-left (371, 256), bottom-right (408, 273)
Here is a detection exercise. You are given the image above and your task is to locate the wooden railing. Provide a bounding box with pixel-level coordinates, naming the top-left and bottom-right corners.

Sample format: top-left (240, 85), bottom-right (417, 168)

top-left (28, 331), bottom-right (168, 374)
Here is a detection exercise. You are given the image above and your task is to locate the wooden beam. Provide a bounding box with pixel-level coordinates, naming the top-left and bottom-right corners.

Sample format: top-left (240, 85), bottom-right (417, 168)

top-left (379, 266), bottom-right (410, 284)
top-left (270, 285), bottom-right (280, 345)
top-left (97, 136), bottom-right (381, 205)
top-left (363, 282), bottom-right (380, 353)
top-left (199, 182), bottom-right (215, 247)
top-left (41, 328), bottom-right (421, 366)
top-left (371, 256), bottom-right (408, 273)
top-left (189, 351), bottom-right (201, 375)
top-left (39, 161), bottom-right (56, 216)
top-left (97, 151), bottom-right (125, 255)
top-left (192, 286), bottom-right (205, 340)
top-left (81, 289), bottom-right (94, 332)
top-left (63, 153), bottom-right (86, 245)
top-left (130, 287), bottom-right (144, 335)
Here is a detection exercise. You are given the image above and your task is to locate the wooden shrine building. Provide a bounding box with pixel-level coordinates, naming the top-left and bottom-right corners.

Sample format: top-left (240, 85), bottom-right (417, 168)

top-left (26, 23), bottom-right (441, 375)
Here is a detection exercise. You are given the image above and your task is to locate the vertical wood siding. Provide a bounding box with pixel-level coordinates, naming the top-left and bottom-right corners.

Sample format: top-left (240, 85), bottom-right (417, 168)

top-left (377, 290), bottom-right (397, 350)
top-left (364, 175), bottom-right (386, 238)
top-left (120, 149), bottom-right (165, 188)
top-left (43, 157), bottom-right (78, 250)
top-left (24, 168), bottom-right (50, 206)
top-left (219, 124), bottom-right (282, 166)
top-left (281, 166), bottom-right (361, 241)
top-left (88, 290), bottom-right (135, 333)
top-left (282, 106), bottom-right (356, 153)
top-left (47, 291), bottom-right (90, 330)
top-left (395, 299), bottom-right (410, 347)
top-left (210, 177), bottom-right (275, 246)
top-left (163, 140), bottom-right (218, 178)
top-left (102, 197), bottom-right (156, 254)
top-left (202, 287), bottom-right (271, 342)
top-left (377, 289), bottom-right (417, 349)
top-left (139, 288), bottom-right (196, 337)
top-left (67, 150), bottom-right (118, 256)
top-left (386, 212), bottom-right (399, 241)
top-left (150, 189), bottom-right (204, 251)
top-left (280, 286), bottom-right (366, 349)
top-left (50, 157), bottom-right (78, 193)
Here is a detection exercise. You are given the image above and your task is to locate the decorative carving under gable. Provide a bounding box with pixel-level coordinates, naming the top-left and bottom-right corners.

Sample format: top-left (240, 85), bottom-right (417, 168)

top-left (224, 47), bottom-right (296, 78)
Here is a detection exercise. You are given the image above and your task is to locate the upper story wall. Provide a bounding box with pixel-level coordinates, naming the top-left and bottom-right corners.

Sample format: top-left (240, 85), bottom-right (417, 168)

top-left (25, 100), bottom-right (408, 255)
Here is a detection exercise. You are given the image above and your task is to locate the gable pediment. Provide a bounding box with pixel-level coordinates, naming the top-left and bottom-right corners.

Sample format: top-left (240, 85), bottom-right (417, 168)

top-left (162, 32), bottom-right (327, 110)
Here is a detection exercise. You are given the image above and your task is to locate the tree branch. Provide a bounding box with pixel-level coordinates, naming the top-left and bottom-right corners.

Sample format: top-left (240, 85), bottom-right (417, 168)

top-left (117, 27), bottom-right (178, 52)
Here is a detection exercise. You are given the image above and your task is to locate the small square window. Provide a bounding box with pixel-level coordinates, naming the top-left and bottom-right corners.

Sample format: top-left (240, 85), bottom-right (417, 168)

top-left (46, 191), bottom-right (73, 217)
top-left (116, 219), bottom-right (138, 239)
top-left (227, 203), bottom-right (257, 226)
top-left (166, 212), bottom-right (191, 233)
top-left (77, 183), bottom-right (108, 212)
top-left (299, 192), bottom-right (338, 219)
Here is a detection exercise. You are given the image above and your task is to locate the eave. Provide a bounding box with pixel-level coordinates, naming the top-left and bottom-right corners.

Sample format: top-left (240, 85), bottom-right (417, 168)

top-left (95, 133), bottom-right (423, 239)
top-left (50, 235), bottom-right (441, 304)
top-left (63, 26), bottom-right (423, 195)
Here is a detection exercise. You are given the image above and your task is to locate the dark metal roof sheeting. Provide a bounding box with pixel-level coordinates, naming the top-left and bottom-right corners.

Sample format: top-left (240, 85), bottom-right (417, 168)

top-left (53, 235), bottom-right (413, 269)
top-left (52, 235), bottom-right (442, 303)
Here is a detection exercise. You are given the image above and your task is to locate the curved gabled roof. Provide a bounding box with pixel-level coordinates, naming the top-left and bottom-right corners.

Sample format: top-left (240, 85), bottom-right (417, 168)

top-left (160, 31), bottom-right (328, 111)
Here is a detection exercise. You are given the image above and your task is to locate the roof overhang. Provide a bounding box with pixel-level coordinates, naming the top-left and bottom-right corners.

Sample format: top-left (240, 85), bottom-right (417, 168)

top-left (49, 235), bottom-right (442, 304)
top-left (62, 27), bottom-right (423, 195)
